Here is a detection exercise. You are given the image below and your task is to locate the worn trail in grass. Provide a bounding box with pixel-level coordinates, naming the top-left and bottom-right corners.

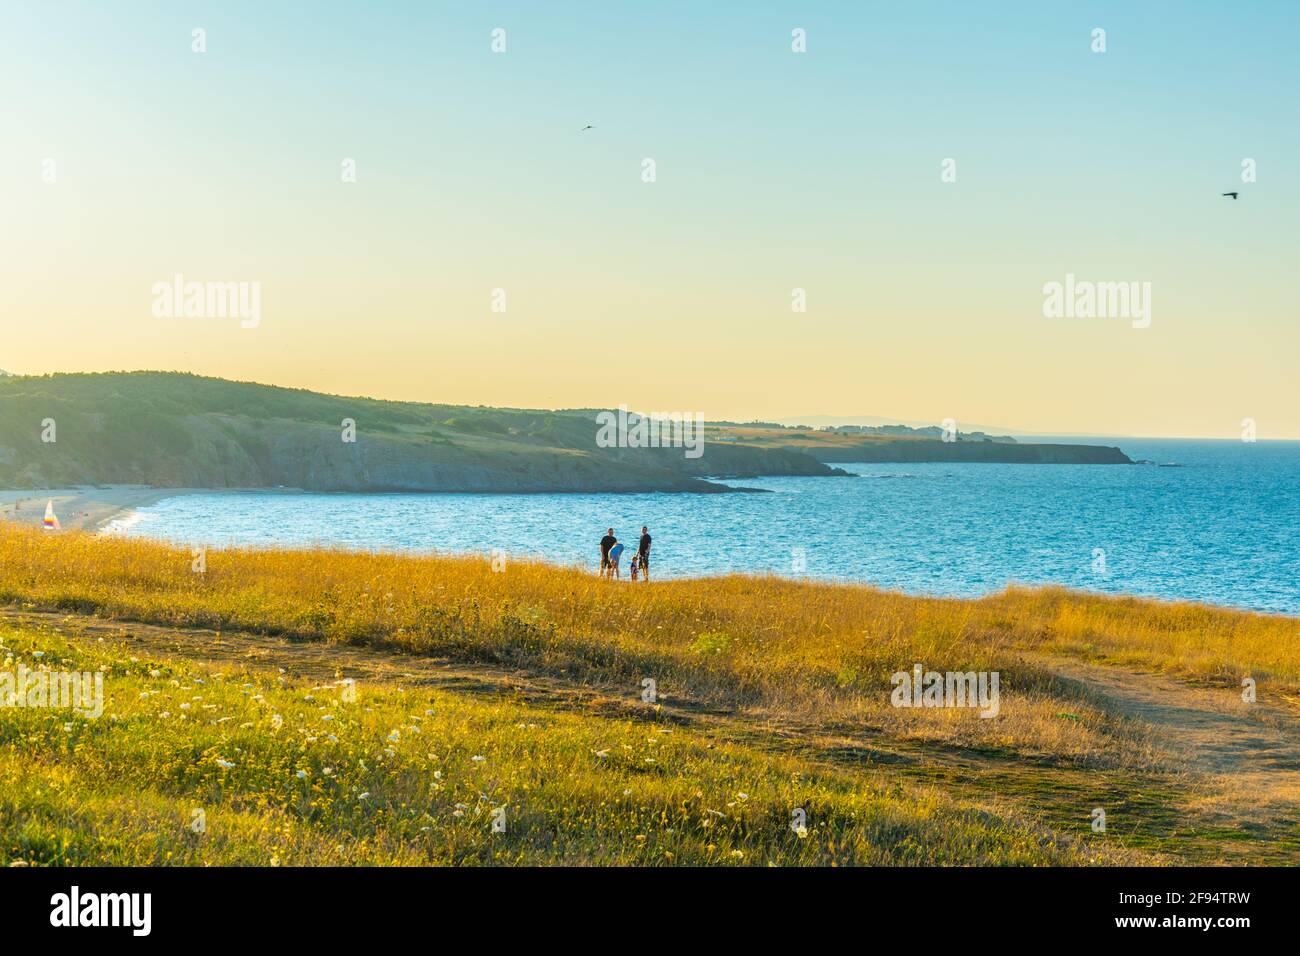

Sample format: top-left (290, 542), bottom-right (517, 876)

top-left (1042, 655), bottom-right (1300, 857)
top-left (4, 606), bottom-right (1294, 864)
top-left (0, 610), bottom-right (1124, 866)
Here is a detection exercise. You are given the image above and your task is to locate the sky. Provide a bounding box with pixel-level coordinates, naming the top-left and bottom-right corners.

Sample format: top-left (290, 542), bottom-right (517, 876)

top-left (2, 1), bottom-right (1297, 438)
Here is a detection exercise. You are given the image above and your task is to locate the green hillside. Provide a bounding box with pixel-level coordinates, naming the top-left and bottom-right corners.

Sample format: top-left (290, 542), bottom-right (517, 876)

top-left (0, 372), bottom-right (844, 492)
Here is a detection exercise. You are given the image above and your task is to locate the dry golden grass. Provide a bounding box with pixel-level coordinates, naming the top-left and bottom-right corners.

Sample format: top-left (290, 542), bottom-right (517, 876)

top-left (2, 525), bottom-right (1294, 771)
top-left (4, 525), bottom-right (1298, 864)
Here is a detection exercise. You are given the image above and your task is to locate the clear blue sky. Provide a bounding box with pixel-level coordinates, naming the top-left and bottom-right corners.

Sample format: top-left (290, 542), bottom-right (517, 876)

top-left (3, 2), bottom-right (1297, 436)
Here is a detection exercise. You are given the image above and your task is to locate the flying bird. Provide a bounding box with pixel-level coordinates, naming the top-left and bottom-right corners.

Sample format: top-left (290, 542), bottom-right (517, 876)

top-left (1222, 191), bottom-right (1239, 199)
top-left (579, 124), bottom-right (595, 132)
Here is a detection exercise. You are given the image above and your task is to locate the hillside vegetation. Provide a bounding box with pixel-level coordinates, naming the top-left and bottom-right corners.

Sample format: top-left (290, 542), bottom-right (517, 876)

top-left (713, 425), bottom-right (1133, 464)
top-left (0, 372), bottom-right (842, 493)
top-left (0, 372), bottom-right (1131, 493)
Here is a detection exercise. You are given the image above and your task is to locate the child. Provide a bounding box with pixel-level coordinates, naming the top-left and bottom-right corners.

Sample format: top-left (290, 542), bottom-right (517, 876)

top-left (630, 554), bottom-right (640, 581)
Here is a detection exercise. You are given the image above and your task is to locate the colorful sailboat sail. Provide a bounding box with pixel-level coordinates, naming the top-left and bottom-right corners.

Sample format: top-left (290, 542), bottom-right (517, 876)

top-left (43, 499), bottom-right (61, 530)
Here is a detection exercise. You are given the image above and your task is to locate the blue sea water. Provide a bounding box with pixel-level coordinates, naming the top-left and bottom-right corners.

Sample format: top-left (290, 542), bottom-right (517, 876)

top-left (114, 439), bottom-right (1300, 615)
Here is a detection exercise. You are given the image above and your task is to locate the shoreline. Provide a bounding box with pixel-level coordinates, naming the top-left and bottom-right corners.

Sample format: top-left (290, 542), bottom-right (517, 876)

top-left (2, 485), bottom-right (1293, 620)
top-left (1, 482), bottom-right (785, 534)
top-left (0, 482), bottom-right (771, 534)
top-left (0, 486), bottom-right (218, 532)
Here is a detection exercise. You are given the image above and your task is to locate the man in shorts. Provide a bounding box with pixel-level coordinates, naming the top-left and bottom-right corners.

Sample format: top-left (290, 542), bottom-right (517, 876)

top-left (599, 527), bottom-right (617, 577)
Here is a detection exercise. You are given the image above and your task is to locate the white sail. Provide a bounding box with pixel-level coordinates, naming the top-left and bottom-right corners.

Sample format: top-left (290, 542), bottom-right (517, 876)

top-left (43, 499), bottom-right (61, 531)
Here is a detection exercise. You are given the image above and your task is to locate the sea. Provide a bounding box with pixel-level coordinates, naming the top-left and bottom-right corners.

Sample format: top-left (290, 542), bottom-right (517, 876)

top-left (108, 438), bottom-right (1300, 615)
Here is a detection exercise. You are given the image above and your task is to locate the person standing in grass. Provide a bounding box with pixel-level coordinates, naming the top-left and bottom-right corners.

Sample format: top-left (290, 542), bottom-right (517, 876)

top-left (599, 527), bottom-right (617, 577)
top-left (637, 526), bottom-right (652, 582)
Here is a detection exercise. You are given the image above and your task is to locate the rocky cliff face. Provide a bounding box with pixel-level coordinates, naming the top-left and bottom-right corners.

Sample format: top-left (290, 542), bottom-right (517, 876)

top-left (253, 423), bottom-right (742, 493)
top-left (0, 412), bottom-right (839, 493)
top-left (0, 372), bottom-right (1128, 492)
top-left (804, 441), bottom-right (1132, 464)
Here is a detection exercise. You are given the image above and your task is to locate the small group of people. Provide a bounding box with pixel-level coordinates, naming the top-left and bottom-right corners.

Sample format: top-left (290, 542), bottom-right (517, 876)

top-left (598, 526), bottom-right (651, 581)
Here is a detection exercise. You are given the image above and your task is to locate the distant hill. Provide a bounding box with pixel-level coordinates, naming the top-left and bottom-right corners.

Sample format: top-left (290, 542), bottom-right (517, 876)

top-left (0, 373), bottom-right (1131, 492)
top-left (736, 421), bottom-right (1019, 443)
top-left (0, 372), bottom-right (846, 493)
top-left (797, 439), bottom-right (1132, 465)
top-left (776, 413), bottom-right (1025, 435)
top-left (708, 423), bottom-right (1132, 465)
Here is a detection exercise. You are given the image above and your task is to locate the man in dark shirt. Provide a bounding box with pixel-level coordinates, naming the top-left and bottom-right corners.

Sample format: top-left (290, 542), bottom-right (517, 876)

top-left (637, 526), bottom-right (652, 582)
top-left (599, 528), bottom-right (617, 577)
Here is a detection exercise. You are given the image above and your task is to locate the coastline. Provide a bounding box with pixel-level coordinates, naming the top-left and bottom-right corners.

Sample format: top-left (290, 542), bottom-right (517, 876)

top-left (0, 481), bottom-right (791, 535)
top-left (0, 482), bottom-right (777, 534)
top-left (3, 482), bottom-right (1293, 618)
top-left (0, 486), bottom-right (203, 532)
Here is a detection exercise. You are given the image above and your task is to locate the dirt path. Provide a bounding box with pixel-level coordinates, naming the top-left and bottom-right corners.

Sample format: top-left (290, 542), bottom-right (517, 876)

top-left (5, 606), bottom-right (1297, 859)
top-left (0, 607), bottom-right (691, 724)
top-left (1039, 655), bottom-right (1300, 820)
top-left (9, 606), bottom-right (1298, 781)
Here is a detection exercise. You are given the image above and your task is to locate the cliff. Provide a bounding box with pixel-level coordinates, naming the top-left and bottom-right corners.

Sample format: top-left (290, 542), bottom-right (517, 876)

top-left (0, 372), bottom-right (847, 493)
top-left (801, 440), bottom-right (1132, 464)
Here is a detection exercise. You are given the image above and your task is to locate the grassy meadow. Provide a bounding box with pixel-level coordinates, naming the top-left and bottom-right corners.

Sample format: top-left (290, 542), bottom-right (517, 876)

top-left (0, 621), bottom-right (1116, 866)
top-left (0, 524), bottom-right (1296, 865)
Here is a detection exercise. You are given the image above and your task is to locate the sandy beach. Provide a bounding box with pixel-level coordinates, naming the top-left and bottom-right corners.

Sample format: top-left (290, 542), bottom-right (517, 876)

top-left (0, 486), bottom-right (189, 532)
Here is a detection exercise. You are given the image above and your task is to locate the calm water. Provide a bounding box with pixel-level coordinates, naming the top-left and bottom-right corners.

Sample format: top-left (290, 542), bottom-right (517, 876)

top-left (112, 439), bottom-right (1300, 615)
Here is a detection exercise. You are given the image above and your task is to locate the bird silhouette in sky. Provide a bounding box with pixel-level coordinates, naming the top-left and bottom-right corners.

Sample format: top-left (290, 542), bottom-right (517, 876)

top-left (1222, 191), bottom-right (1239, 199)
top-left (579, 124), bottom-right (595, 132)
